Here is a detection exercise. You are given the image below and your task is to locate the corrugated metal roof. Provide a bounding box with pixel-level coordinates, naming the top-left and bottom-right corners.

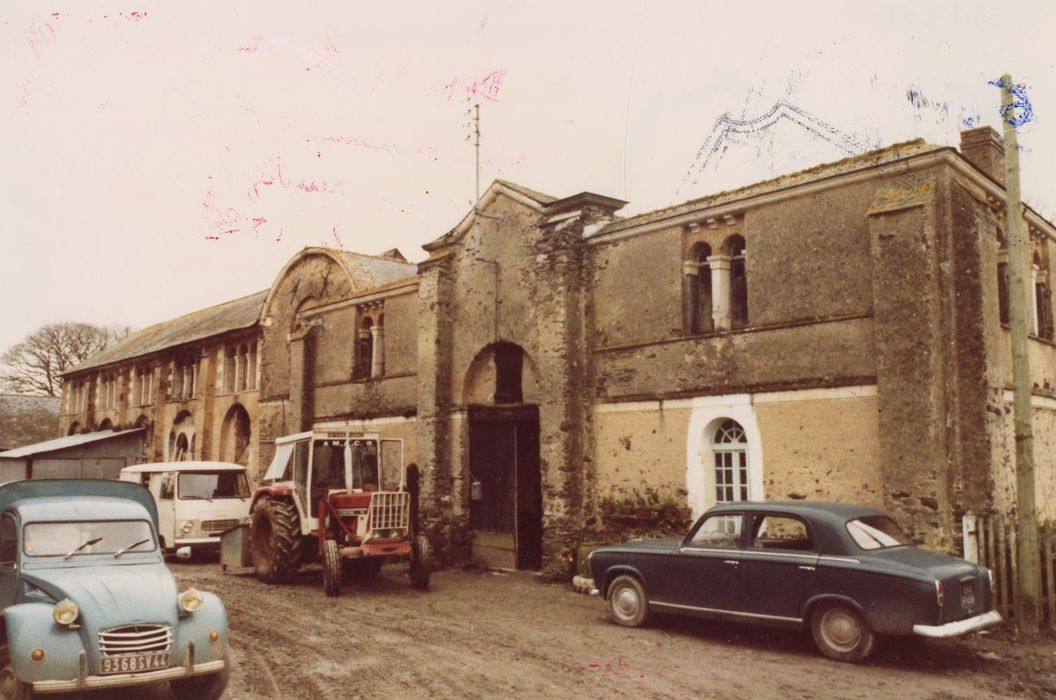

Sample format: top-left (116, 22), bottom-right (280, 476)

top-left (0, 428), bottom-right (143, 459)
top-left (66, 290), bottom-right (269, 375)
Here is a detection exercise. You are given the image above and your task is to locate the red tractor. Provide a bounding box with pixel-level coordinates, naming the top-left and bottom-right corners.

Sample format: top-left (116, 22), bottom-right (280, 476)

top-left (248, 430), bottom-right (431, 596)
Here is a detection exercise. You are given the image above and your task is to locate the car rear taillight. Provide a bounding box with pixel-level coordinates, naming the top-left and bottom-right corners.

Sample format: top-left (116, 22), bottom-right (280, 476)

top-left (934, 580), bottom-right (944, 608)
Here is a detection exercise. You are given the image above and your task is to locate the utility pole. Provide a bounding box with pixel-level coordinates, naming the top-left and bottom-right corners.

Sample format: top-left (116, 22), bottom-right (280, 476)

top-left (1001, 72), bottom-right (1041, 635)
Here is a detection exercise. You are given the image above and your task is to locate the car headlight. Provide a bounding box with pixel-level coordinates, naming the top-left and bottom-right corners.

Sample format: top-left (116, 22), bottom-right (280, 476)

top-left (53, 599), bottom-right (79, 626)
top-left (178, 588), bottom-right (204, 613)
top-left (180, 521), bottom-right (195, 535)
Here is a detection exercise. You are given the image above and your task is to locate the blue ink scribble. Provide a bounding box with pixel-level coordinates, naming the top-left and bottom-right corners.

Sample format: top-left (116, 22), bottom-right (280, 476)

top-left (988, 77), bottom-right (1034, 127)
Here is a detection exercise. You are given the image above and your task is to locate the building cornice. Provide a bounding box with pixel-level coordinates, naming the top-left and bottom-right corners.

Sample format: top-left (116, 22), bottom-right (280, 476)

top-left (585, 148), bottom-right (1056, 246)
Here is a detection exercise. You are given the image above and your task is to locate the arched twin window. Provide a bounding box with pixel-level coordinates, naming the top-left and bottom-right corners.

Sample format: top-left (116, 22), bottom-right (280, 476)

top-left (683, 235), bottom-right (749, 333)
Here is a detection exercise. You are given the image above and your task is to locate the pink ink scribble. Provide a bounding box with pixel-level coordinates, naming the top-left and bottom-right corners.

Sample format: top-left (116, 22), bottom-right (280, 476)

top-left (330, 225), bottom-right (345, 249)
top-left (318, 135), bottom-right (437, 158)
top-left (441, 69), bottom-right (506, 102)
top-left (247, 158), bottom-right (343, 202)
top-left (587, 656), bottom-right (631, 676)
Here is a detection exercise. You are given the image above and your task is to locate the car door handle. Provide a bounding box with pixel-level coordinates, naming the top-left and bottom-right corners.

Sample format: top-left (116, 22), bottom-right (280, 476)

top-left (798, 565), bottom-right (816, 571)
top-left (723, 560), bottom-right (740, 566)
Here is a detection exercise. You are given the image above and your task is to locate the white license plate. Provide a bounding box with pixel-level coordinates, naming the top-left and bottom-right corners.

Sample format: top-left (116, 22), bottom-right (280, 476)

top-left (100, 652), bottom-right (169, 675)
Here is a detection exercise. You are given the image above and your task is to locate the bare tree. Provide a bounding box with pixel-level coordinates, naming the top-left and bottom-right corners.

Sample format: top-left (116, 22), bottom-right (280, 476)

top-left (0, 323), bottom-right (132, 397)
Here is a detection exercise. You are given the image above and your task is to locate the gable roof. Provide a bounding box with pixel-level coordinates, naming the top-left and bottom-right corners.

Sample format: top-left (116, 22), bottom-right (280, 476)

top-left (67, 290), bottom-right (269, 375)
top-left (423, 179), bottom-right (558, 252)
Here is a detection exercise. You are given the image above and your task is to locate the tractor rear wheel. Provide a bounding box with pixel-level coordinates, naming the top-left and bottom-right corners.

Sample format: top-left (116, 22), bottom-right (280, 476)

top-left (322, 539), bottom-right (342, 597)
top-left (409, 534), bottom-right (432, 590)
top-left (250, 498), bottom-right (301, 584)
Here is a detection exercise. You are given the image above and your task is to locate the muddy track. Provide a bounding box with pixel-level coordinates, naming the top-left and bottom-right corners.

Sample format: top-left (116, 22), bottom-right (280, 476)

top-left (156, 562), bottom-right (1054, 700)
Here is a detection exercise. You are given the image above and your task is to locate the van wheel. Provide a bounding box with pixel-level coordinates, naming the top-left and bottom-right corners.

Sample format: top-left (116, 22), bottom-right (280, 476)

top-left (811, 602), bottom-right (876, 662)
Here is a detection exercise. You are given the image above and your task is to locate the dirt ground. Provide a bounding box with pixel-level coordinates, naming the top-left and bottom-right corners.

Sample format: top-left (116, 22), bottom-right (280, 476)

top-left (59, 560), bottom-right (1056, 699)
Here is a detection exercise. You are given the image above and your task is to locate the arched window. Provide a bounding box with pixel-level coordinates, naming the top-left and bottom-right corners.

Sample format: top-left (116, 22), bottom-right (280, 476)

top-left (67, 421), bottom-right (80, 436)
top-left (727, 236), bottom-right (748, 328)
top-left (99, 418), bottom-right (113, 431)
top-left (355, 317), bottom-right (374, 380)
top-left (712, 419), bottom-right (748, 503)
top-left (224, 346), bottom-right (237, 393)
top-left (683, 243), bottom-right (714, 334)
top-left (1032, 251), bottom-right (1053, 339)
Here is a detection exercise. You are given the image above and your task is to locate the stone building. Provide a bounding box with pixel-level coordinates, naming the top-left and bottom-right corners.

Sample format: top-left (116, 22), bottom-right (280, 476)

top-left (60, 127), bottom-right (1056, 573)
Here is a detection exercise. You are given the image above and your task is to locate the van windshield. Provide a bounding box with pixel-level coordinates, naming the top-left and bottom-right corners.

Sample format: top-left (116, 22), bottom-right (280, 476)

top-left (24, 520), bottom-right (156, 557)
top-left (178, 471), bottom-right (250, 500)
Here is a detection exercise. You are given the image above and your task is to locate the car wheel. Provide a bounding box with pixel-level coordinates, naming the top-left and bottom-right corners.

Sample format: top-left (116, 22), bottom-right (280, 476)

top-left (322, 538), bottom-right (342, 597)
top-left (169, 652), bottom-right (229, 700)
top-left (607, 575), bottom-right (650, 627)
top-left (0, 650), bottom-right (33, 700)
top-left (811, 602), bottom-right (876, 662)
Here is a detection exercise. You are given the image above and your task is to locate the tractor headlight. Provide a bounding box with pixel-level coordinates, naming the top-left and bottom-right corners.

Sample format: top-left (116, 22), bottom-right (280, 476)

top-left (53, 599), bottom-right (79, 626)
top-left (180, 521), bottom-right (195, 535)
top-left (178, 588), bottom-right (204, 613)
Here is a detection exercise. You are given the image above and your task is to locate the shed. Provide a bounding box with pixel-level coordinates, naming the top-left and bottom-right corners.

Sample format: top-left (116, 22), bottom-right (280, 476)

top-left (0, 428), bottom-right (146, 482)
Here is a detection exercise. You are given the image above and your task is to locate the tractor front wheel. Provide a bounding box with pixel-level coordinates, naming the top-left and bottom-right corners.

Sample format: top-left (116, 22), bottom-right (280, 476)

top-left (250, 498), bottom-right (302, 584)
top-left (322, 538), bottom-right (342, 597)
top-left (409, 534), bottom-right (433, 590)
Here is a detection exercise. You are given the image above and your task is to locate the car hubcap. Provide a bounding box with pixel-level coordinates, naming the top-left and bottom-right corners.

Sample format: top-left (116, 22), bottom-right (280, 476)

top-left (822, 609), bottom-right (861, 651)
top-left (614, 586), bottom-right (640, 619)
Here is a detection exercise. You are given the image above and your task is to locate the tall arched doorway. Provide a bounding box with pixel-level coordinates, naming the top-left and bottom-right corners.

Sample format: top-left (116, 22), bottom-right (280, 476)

top-left (220, 403), bottom-right (252, 466)
top-left (464, 342), bottom-right (542, 570)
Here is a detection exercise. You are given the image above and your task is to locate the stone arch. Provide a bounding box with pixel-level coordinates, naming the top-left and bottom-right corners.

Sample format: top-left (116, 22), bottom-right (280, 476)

top-left (220, 403), bottom-right (252, 466)
top-left (98, 418), bottom-right (114, 431)
top-left (167, 410), bottom-right (195, 461)
top-left (462, 342), bottom-right (541, 405)
top-left (67, 421), bottom-right (80, 436)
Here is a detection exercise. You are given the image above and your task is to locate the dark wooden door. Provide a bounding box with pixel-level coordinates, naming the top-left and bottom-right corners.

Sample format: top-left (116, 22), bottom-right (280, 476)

top-left (469, 405), bottom-right (541, 570)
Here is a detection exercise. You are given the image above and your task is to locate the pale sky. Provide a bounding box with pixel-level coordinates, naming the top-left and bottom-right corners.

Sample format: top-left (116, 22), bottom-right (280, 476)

top-left (2, 1), bottom-right (1054, 357)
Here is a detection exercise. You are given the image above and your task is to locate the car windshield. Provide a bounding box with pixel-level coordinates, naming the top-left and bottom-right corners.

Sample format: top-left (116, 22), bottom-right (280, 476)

top-left (178, 471), bottom-right (250, 500)
top-left (846, 515), bottom-right (912, 550)
top-left (23, 520), bottom-right (156, 557)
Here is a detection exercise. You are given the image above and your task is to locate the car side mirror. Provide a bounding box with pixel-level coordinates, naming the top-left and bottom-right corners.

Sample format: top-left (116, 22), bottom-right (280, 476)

top-left (175, 546), bottom-right (192, 561)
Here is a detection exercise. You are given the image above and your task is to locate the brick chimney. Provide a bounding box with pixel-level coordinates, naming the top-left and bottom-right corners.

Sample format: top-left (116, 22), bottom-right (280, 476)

top-left (959, 127), bottom-right (1006, 185)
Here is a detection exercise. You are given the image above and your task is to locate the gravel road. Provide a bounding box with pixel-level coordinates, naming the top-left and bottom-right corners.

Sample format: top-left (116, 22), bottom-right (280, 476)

top-left (44, 560), bottom-right (1056, 699)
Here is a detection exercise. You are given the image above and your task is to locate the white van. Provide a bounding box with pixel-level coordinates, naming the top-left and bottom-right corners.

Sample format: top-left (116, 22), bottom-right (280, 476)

top-left (119, 461), bottom-right (251, 553)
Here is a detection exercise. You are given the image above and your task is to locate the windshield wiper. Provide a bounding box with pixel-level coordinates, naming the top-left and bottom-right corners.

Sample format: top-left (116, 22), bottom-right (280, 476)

top-left (64, 537), bottom-right (102, 560)
top-left (113, 538), bottom-right (151, 558)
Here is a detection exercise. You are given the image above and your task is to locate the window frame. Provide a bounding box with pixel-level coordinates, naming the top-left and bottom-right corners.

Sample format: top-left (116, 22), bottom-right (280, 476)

top-left (747, 513), bottom-right (816, 553)
top-left (683, 511), bottom-right (745, 550)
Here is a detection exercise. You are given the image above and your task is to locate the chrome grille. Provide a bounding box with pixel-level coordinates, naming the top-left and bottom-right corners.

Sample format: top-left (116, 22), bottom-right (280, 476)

top-left (201, 518), bottom-right (240, 534)
top-left (369, 492), bottom-right (409, 531)
top-left (98, 624), bottom-right (172, 656)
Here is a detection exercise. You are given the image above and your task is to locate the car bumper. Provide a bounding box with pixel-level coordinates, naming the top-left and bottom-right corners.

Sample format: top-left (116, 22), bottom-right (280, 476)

top-left (32, 650), bottom-right (225, 694)
top-left (175, 536), bottom-right (221, 549)
top-left (912, 610), bottom-right (1003, 638)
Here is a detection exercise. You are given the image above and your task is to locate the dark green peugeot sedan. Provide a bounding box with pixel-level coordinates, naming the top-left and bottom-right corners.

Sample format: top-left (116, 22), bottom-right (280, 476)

top-left (589, 501), bottom-right (1001, 662)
